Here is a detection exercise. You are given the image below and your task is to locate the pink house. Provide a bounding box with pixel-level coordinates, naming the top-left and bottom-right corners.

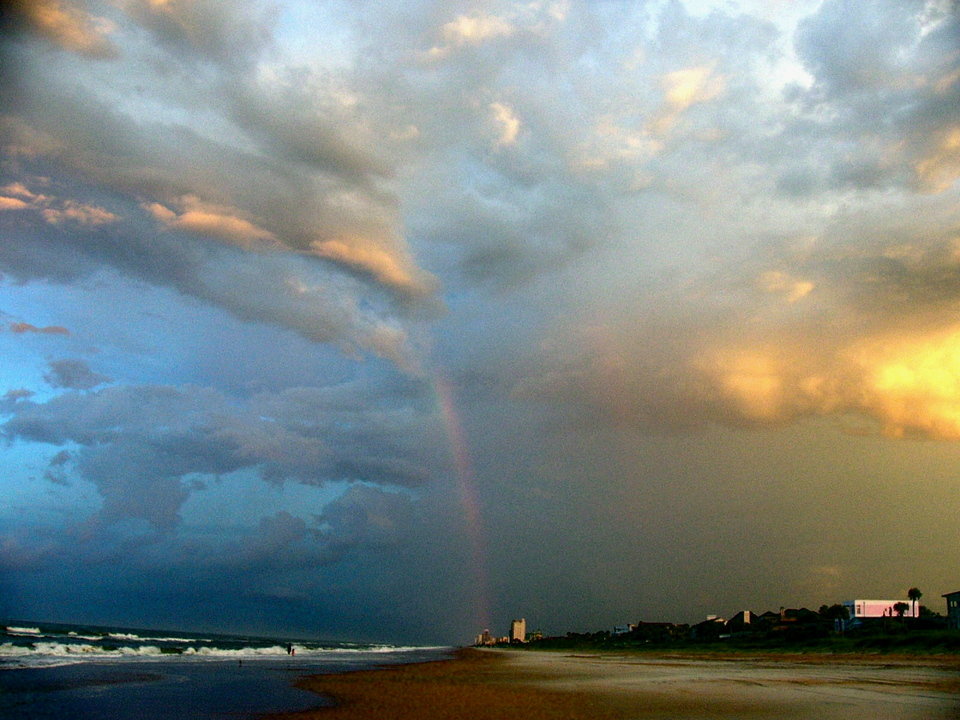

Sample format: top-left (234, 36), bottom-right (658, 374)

top-left (842, 599), bottom-right (918, 619)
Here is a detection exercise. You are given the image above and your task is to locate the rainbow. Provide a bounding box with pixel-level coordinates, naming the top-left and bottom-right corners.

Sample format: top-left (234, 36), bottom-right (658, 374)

top-left (432, 373), bottom-right (493, 633)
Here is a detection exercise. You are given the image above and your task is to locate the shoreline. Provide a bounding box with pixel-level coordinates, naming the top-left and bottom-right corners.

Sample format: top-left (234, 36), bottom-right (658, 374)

top-left (265, 647), bottom-right (960, 720)
top-left (264, 649), bottom-right (615, 720)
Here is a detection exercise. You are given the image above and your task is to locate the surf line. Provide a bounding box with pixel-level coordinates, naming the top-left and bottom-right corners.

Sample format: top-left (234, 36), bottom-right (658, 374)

top-left (432, 372), bottom-right (493, 632)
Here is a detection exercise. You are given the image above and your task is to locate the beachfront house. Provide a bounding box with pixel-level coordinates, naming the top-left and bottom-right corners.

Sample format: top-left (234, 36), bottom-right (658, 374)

top-left (841, 599), bottom-right (918, 629)
top-left (944, 591), bottom-right (960, 630)
top-left (724, 610), bottom-right (756, 634)
top-left (757, 610), bottom-right (780, 627)
top-left (691, 615), bottom-right (725, 640)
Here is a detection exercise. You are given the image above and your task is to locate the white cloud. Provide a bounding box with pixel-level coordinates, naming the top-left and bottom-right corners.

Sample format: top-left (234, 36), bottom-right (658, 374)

top-left (757, 271), bottom-right (814, 303)
top-left (648, 64), bottom-right (726, 136)
top-left (424, 13), bottom-right (515, 59)
top-left (42, 200), bottom-right (118, 226)
top-left (489, 102), bottom-right (521, 148)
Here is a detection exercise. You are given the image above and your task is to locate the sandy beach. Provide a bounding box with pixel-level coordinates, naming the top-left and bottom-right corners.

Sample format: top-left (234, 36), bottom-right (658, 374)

top-left (267, 648), bottom-right (960, 720)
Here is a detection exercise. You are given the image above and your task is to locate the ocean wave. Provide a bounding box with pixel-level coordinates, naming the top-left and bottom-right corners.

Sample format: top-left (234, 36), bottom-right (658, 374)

top-left (183, 645), bottom-right (289, 656)
top-left (0, 641), bottom-right (449, 663)
top-left (0, 642), bottom-right (166, 658)
top-left (5, 626), bottom-right (41, 636)
top-left (319, 645), bottom-right (449, 653)
top-left (0, 643), bottom-right (34, 656)
top-left (107, 633), bottom-right (212, 644)
top-left (34, 642), bottom-right (165, 656)
top-left (176, 644), bottom-right (441, 656)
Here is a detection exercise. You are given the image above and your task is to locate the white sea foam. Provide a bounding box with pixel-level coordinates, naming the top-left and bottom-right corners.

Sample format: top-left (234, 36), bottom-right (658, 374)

top-left (0, 642), bottom-right (165, 657)
top-left (183, 645), bottom-right (288, 657)
top-left (33, 642), bottom-right (164, 656)
top-left (0, 643), bottom-right (82, 669)
top-left (321, 645), bottom-right (448, 653)
top-left (0, 643), bottom-right (34, 656)
top-left (5, 626), bottom-right (41, 635)
top-left (0, 637), bottom-right (452, 670)
top-left (0, 641), bottom-right (440, 658)
top-left (108, 633), bottom-right (209, 644)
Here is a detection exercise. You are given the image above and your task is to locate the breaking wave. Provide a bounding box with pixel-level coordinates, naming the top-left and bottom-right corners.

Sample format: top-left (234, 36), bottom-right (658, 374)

top-left (0, 621), bottom-right (448, 669)
top-left (5, 626), bottom-right (41, 636)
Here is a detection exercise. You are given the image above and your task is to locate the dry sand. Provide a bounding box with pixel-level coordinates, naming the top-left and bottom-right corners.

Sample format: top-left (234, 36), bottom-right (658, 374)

top-left (267, 648), bottom-right (960, 720)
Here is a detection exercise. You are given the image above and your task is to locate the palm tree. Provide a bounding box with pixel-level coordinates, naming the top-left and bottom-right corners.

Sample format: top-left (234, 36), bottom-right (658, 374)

top-left (908, 587), bottom-right (922, 618)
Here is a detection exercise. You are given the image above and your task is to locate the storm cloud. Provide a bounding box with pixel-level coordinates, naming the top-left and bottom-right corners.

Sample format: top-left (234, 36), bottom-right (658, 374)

top-left (1, 0), bottom-right (959, 643)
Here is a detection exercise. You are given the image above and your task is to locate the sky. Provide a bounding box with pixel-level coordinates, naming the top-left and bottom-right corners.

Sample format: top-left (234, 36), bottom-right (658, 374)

top-left (0, 0), bottom-right (958, 645)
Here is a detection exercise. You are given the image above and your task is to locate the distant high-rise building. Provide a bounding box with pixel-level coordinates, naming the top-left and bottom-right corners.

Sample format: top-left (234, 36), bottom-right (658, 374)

top-left (510, 617), bottom-right (526, 643)
top-left (475, 629), bottom-right (497, 645)
top-left (475, 628), bottom-right (495, 646)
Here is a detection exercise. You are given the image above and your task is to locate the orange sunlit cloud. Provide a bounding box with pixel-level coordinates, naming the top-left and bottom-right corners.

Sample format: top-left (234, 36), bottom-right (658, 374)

top-left (0, 183), bottom-right (117, 225)
top-left (310, 238), bottom-right (435, 299)
top-left (648, 64), bottom-right (726, 136)
top-left (144, 197), bottom-right (278, 248)
top-left (850, 327), bottom-right (960, 439)
top-left (14, 0), bottom-right (118, 58)
top-left (915, 126), bottom-right (960, 193)
top-left (0, 196), bottom-right (30, 211)
top-left (700, 325), bottom-right (960, 438)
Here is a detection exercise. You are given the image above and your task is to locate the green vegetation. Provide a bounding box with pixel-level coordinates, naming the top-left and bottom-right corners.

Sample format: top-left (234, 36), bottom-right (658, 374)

top-left (488, 590), bottom-right (958, 656)
top-left (482, 586), bottom-right (959, 655)
top-left (909, 587), bottom-right (923, 617)
top-left (509, 627), bottom-right (960, 655)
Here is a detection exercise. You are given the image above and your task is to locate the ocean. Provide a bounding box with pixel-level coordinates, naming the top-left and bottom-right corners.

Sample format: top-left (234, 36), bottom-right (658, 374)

top-left (0, 620), bottom-right (453, 719)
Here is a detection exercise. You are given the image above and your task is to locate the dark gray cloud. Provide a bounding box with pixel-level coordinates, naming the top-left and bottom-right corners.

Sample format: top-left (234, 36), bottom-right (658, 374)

top-left (43, 448), bottom-right (72, 486)
top-left (796, 0), bottom-right (947, 98)
top-left (318, 484), bottom-right (417, 550)
top-left (43, 359), bottom-right (111, 389)
top-left (0, 209), bottom-right (419, 366)
top-left (0, 521), bottom-right (63, 572)
top-left (117, 0), bottom-right (275, 67)
top-left (1, 380), bottom-right (437, 533)
top-left (232, 511), bottom-right (319, 568)
top-left (225, 70), bottom-right (394, 182)
top-left (1, 389), bottom-right (34, 406)
top-left (2, 0), bottom-right (960, 644)
top-left (789, 0), bottom-right (960, 194)
top-left (1, 0), bottom-right (119, 60)
top-left (0, 0), bottom-right (434, 369)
